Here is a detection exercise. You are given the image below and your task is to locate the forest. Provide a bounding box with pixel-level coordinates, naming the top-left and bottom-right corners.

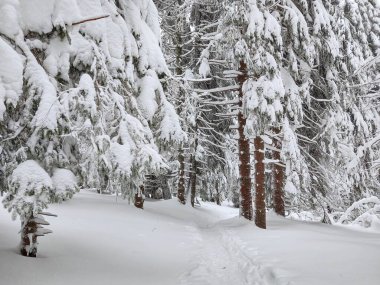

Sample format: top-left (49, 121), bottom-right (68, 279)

top-left (0, 0), bottom-right (379, 284)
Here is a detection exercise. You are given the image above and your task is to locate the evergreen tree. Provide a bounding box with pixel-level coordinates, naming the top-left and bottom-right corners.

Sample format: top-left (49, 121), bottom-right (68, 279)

top-left (214, 0), bottom-right (284, 226)
top-left (0, 0), bottom-right (185, 254)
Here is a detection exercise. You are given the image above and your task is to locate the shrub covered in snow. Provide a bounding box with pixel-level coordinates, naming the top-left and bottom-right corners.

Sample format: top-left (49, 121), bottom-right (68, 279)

top-left (334, 197), bottom-right (380, 230)
top-left (51, 168), bottom-right (78, 202)
top-left (2, 160), bottom-right (53, 221)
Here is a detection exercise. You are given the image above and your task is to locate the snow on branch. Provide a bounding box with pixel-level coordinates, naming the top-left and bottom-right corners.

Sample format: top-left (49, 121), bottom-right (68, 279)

top-left (337, 197), bottom-right (380, 228)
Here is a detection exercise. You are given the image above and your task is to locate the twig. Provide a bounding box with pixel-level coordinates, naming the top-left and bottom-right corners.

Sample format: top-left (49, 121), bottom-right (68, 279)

top-left (72, 15), bottom-right (110, 26)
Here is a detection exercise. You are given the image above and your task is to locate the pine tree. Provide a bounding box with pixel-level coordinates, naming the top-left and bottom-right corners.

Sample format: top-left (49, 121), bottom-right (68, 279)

top-left (214, 0), bottom-right (284, 225)
top-left (156, 0), bottom-right (194, 204)
top-left (293, 0), bottom-right (380, 215)
top-left (158, 0), bottom-right (229, 207)
top-left (0, 0), bottom-right (185, 253)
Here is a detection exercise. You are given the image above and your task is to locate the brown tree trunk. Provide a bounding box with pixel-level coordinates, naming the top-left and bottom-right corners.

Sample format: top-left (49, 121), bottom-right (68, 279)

top-left (238, 60), bottom-right (253, 220)
top-left (134, 185), bottom-right (145, 209)
top-left (254, 136), bottom-right (266, 229)
top-left (273, 127), bottom-right (285, 216)
top-left (177, 148), bottom-right (186, 204)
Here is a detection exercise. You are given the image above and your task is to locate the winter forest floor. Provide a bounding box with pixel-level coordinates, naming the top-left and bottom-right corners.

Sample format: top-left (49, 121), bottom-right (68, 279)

top-left (1, 190), bottom-right (380, 285)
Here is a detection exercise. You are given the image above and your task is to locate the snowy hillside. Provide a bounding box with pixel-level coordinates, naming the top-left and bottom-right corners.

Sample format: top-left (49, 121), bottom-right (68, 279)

top-left (1, 190), bottom-right (379, 285)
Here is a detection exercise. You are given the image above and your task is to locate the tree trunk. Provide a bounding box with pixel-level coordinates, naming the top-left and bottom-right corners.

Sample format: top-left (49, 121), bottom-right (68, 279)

top-left (162, 177), bottom-right (172, 200)
top-left (190, 143), bottom-right (197, 207)
top-left (254, 136), bottom-right (266, 229)
top-left (20, 220), bottom-right (29, 257)
top-left (273, 127), bottom-right (285, 216)
top-left (215, 180), bottom-right (221, 206)
top-left (134, 185), bottom-right (145, 209)
top-left (177, 148), bottom-right (186, 204)
top-left (174, 7), bottom-right (186, 205)
top-left (20, 218), bottom-right (38, 257)
top-left (238, 60), bottom-right (253, 220)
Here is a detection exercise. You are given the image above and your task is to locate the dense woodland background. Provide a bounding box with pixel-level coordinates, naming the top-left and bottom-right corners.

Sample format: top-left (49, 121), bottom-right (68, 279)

top-left (0, 0), bottom-right (379, 257)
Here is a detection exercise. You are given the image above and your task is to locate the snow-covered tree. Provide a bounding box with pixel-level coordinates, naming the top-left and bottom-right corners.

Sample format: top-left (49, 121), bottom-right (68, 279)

top-left (157, 0), bottom-right (229, 207)
top-left (0, 0), bottom-right (185, 254)
top-left (213, 0), bottom-right (284, 226)
top-left (2, 160), bottom-right (58, 256)
top-left (293, 0), bottom-right (380, 216)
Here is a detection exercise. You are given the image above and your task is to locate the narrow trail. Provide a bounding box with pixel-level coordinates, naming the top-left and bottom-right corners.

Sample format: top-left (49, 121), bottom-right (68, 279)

top-left (179, 212), bottom-right (283, 285)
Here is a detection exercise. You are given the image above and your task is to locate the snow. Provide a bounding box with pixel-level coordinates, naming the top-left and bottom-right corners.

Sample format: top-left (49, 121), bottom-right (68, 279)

top-left (0, 1), bottom-right (21, 38)
top-left (3, 160), bottom-right (52, 220)
top-left (24, 55), bottom-right (60, 130)
top-left (19, 0), bottom-right (55, 34)
top-left (76, 0), bottom-right (106, 41)
top-left (123, 0), bottom-right (168, 75)
top-left (247, 0), bottom-right (264, 38)
top-left (51, 168), bottom-right (78, 201)
top-left (51, 0), bottom-right (81, 28)
top-left (199, 49), bottom-right (211, 78)
top-left (284, 179), bottom-right (299, 194)
top-left (77, 73), bottom-right (97, 117)
top-left (43, 37), bottom-right (71, 80)
top-left (0, 38), bottom-right (24, 120)
top-left (1, 190), bottom-right (380, 285)
top-left (242, 74), bottom-right (284, 134)
top-left (131, 0), bottom-right (161, 44)
top-left (337, 196), bottom-right (380, 229)
top-left (157, 100), bottom-right (187, 144)
top-left (137, 70), bottom-right (161, 121)
top-left (10, 160), bottom-right (52, 192)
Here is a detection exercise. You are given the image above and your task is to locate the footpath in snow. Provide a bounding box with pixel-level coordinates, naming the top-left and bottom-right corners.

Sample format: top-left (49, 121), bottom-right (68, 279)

top-left (1, 190), bottom-right (380, 285)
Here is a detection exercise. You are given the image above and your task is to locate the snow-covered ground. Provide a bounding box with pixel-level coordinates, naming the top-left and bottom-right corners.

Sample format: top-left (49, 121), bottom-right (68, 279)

top-left (1, 190), bottom-right (379, 285)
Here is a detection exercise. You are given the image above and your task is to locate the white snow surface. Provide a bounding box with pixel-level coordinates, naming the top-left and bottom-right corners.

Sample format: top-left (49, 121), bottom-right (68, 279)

top-left (1, 190), bottom-right (380, 285)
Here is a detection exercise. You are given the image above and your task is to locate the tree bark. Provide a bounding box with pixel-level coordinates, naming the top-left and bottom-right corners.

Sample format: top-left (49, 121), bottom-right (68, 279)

top-left (238, 60), bottom-right (253, 220)
top-left (190, 142), bottom-right (197, 207)
top-left (174, 7), bottom-right (186, 205)
top-left (215, 180), bottom-right (221, 206)
top-left (20, 218), bottom-right (38, 257)
top-left (134, 185), bottom-right (145, 209)
top-left (273, 127), bottom-right (285, 216)
top-left (177, 148), bottom-right (186, 204)
top-left (72, 15), bottom-right (109, 26)
top-left (254, 136), bottom-right (266, 229)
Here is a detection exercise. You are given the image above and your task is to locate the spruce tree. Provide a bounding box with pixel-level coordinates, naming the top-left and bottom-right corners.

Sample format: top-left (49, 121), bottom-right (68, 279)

top-left (0, 0), bottom-right (185, 253)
